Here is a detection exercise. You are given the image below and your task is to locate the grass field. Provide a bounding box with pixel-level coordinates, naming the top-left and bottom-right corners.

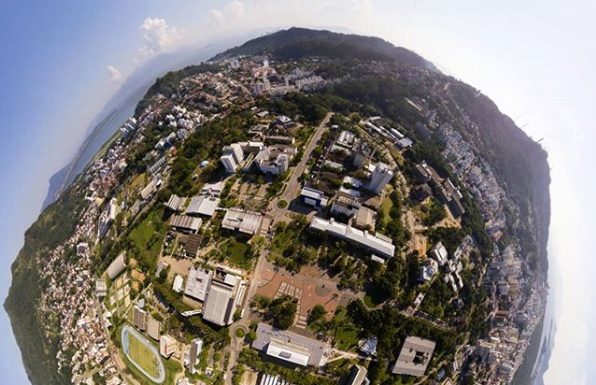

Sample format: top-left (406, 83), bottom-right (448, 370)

top-left (128, 208), bottom-right (166, 268)
top-left (228, 240), bottom-right (251, 268)
top-left (127, 332), bottom-right (161, 379)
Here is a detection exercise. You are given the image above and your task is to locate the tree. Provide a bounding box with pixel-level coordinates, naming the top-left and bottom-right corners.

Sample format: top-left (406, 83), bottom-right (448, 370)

top-left (308, 304), bottom-right (326, 324)
top-left (269, 296), bottom-right (298, 330)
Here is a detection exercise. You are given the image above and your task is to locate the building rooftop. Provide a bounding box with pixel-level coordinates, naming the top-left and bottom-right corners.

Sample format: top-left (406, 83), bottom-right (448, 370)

top-left (310, 217), bottom-right (395, 258)
top-left (169, 215), bottom-right (202, 233)
top-left (222, 208), bottom-right (263, 235)
top-left (354, 206), bottom-right (377, 230)
top-left (202, 280), bottom-right (236, 326)
top-left (252, 322), bottom-right (331, 367)
top-left (185, 195), bottom-right (220, 217)
top-left (392, 336), bottom-right (436, 377)
top-left (184, 268), bottom-right (212, 302)
top-left (106, 253), bottom-right (126, 280)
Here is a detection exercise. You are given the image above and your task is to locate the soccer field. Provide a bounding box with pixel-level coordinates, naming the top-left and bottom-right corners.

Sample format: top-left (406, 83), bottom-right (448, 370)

top-left (128, 334), bottom-right (160, 377)
top-left (121, 325), bottom-right (166, 383)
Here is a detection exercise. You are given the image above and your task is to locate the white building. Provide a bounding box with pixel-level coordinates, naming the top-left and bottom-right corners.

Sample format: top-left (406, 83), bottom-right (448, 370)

top-left (367, 162), bottom-right (394, 194)
top-left (310, 217), bottom-right (395, 259)
top-left (160, 335), bottom-right (177, 358)
top-left (220, 143), bottom-right (244, 173)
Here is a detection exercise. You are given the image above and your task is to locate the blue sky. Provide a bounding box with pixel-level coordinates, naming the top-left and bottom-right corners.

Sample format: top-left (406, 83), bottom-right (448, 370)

top-left (1, 1), bottom-right (595, 384)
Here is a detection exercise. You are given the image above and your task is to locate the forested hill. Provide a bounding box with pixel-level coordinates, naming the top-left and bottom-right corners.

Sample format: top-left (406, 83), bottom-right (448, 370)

top-left (211, 27), bottom-right (435, 70)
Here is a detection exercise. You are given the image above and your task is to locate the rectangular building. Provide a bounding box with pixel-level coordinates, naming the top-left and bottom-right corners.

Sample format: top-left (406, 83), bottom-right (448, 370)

top-left (222, 208), bottom-right (263, 235)
top-left (310, 217), bottom-right (395, 258)
top-left (252, 323), bottom-right (331, 367)
top-left (184, 268), bottom-right (212, 302)
top-left (392, 336), bottom-right (436, 377)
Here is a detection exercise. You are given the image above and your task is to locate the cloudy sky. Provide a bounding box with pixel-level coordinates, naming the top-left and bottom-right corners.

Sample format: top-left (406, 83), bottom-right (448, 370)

top-left (1, 1), bottom-right (595, 384)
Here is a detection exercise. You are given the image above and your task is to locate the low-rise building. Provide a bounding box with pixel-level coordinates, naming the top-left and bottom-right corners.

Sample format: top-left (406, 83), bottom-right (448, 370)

top-left (184, 268), bottom-right (212, 302)
top-left (164, 194), bottom-right (185, 212)
top-left (222, 208), bottom-right (263, 235)
top-left (105, 253), bottom-right (126, 280)
top-left (185, 195), bottom-right (220, 217)
top-left (347, 365), bottom-right (370, 385)
top-left (309, 217), bottom-right (395, 259)
top-left (392, 336), bottom-right (436, 377)
top-left (300, 187), bottom-right (329, 208)
top-left (252, 323), bottom-right (331, 367)
top-left (202, 270), bottom-right (242, 326)
top-left (169, 215), bottom-right (202, 233)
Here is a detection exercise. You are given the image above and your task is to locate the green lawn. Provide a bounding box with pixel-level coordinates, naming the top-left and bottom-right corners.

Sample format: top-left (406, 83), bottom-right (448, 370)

top-left (128, 333), bottom-right (161, 379)
top-left (128, 208), bottom-right (166, 269)
top-left (228, 240), bottom-right (251, 268)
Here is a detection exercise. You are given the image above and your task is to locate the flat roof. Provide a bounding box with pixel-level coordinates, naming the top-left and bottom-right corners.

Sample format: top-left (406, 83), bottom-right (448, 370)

top-left (252, 323), bottom-right (331, 367)
top-left (184, 268), bottom-right (212, 302)
top-left (202, 281), bottom-right (235, 326)
top-left (266, 340), bottom-right (310, 366)
top-left (170, 215), bottom-right (202, 232)
top-left (222, 208), bottom-right (263, 235)
top-left (392, 336), bottom-right (436, 377)
top-left (310, 217), bottom-right (395, 258)
top-left (185, 195), bottom-right (220, 217)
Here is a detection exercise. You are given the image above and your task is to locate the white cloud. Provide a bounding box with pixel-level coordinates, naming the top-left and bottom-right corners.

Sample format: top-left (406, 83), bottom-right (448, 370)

top-left (106, 65), bottom-right (123, 83)
top-left (208, 1), bottom-right (246, 28)
top-left (208, 9), bottom-right (224, 28)
top-left (139, 17), bottom-right (183, 57)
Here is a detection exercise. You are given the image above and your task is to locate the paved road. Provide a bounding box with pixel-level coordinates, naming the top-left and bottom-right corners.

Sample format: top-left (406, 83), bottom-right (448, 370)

top-left (280, 112), bottom-right (333, 205)
top-left (223, 112), bottom-right (333, 385)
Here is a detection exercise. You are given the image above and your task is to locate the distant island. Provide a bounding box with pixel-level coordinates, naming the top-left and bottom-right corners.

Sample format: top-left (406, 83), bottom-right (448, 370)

top-left (5, 27), bottom-right (550, 385)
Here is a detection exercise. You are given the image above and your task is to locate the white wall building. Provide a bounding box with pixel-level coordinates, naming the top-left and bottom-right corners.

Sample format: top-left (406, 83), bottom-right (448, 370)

top-left (367, 162), bottom-right (394, 194)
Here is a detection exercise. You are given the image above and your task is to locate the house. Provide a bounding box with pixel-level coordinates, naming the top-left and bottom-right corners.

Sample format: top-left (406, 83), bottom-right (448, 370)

top-left (300, 187), bottom-right (329, 208)
top-left (392, 336), bottom-right (436, 377)
top-left (252, 323), bottom-right (331, 367)
top-left (222, 208), bottom-right (263, 235)
top-left (310, 217), bottom-right (395, 259)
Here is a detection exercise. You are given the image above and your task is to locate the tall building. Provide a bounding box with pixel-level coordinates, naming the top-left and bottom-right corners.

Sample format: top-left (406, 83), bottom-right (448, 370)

top-left (187, 338), bottom-right (203, 373)
top-left (160, 335), bottom-right (177, 358)
top-left (220, 143), bottom-right (244, 173)
top-left (367, 162), bottom-right (394, 194)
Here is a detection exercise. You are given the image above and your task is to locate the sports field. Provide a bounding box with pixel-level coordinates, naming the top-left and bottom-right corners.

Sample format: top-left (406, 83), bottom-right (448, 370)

top-left (121, 325), bottom-right (166, 383)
